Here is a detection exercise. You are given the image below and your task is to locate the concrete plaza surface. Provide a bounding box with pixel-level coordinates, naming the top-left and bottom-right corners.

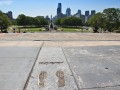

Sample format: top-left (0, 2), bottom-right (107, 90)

top-left (0, 33), bottom-right (120, 90)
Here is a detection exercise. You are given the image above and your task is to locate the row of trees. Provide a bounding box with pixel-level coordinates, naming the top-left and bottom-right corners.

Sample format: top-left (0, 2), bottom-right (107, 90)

top-left (0, 12), bottom-right (48, 32)
top-left (87, 8), bottom-right (120, 32)
top-left (16, 14), bottom-right (48, 27)
top-left (55, 16), bottom-right (83, 27)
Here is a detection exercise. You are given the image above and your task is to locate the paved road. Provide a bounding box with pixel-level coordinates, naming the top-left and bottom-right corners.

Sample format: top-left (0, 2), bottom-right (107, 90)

top-left (0, 33), bottom-right (120, 90)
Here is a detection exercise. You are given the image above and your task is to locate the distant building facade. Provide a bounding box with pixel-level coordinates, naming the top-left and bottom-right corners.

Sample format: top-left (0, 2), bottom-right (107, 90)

top-left (77, 10), bottom-right (81, 16)
top-left (66, 8), bottom-right (71, 17)
top-left (91, 10), bottom-right (96, 16)
top-left (6, 11), bottom-right (13, 19)
top-left (55, 3), bottom-right (96, 24)
top-left (85, 11), bottom-right (89, 16)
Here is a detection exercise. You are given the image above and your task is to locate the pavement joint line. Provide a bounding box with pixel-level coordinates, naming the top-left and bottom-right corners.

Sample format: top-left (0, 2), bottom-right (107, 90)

top-left (82, 84), bottom-right (120, 89)
top-left (0, 57), bottom-right (36, 59)
top-left (33, 40), bottom-right (120, 41)
top-left (23, 41), bottom-right (44, 90)
top-left (61, 47), bottom-right (81, 90)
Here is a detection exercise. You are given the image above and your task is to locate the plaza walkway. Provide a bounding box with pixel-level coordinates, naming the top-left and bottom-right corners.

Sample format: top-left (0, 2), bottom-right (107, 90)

top-left (0, 33), bottom-right (120, 90)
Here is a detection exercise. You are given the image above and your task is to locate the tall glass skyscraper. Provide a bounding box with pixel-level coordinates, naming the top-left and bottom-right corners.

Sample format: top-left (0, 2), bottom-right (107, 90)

top-left (57, 3), bottom-right (62, 15)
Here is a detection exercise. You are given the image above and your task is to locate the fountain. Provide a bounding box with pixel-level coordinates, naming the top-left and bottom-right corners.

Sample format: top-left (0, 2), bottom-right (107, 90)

top-left (49, 15), bottom-right (55, 30)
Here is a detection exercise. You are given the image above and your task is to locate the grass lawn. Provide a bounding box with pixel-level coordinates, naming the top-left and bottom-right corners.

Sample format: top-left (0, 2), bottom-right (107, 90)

top-left (21, 28), bottom-right (42, 33)
top-left (8, 27), bottom-right (42, 33)
top-left (61, 27), bottom-right (93, 33)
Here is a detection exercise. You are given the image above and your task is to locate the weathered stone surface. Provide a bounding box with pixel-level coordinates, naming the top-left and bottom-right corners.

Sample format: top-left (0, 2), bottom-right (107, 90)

top-left (0, 58), bottom-right (36, 90)
top-left (63, 46), bottom-right (120, 58)
top-left (26, 47), bottom-right (78, 90)
top-left (63, 46), bottom-right (120, 89)
top-left (0, 33), bottom-right (120, 90)
top-left (0, 41), bottom-right (42, 90)
top-left (0, 47), bottom-right (40, 58)
top-left (0, 33), bottom-right (120, 41)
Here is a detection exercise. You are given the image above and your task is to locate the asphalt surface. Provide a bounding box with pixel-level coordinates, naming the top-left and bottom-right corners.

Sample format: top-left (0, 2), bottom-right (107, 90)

top-left (0, 33), bottom-right (120, 90)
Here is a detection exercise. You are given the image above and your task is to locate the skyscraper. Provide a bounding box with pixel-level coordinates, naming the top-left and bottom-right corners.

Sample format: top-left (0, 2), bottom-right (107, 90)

top-left (85, 11), bottom-right (89, 16)
top-left (85, 11), bottom-right (90, 22)
top-left (66, 8), bottom-right (71, 17)
top-left (78, 10), bottom-right (81, 16)
top-left (57, 3), bottom-right (62, 15)
top-left (91, 10), bottom-right (96, 16)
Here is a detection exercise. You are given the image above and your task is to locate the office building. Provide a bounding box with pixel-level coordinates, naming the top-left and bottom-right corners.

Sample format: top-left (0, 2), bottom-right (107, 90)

top-left (57, 3), bottom-right (62, 17)
top-left (91, 10), bottom-right (96, 16)
top-left (66, 8), bottom-right (71, 17)
top-left (85, 11), bottom-right (89, 16)
top-left (77, 10), bottom-right (81, 16)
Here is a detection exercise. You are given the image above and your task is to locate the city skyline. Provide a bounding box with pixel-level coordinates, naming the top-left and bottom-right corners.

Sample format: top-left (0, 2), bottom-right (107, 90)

top-left (0, 0), bottom-right (120, 18)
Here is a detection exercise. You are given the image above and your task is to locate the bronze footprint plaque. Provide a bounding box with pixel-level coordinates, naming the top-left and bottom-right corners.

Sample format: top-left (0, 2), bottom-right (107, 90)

top-left (38, 71), bottom-right (47, 88)
top-left (56, 70), bottom-right (65, 87)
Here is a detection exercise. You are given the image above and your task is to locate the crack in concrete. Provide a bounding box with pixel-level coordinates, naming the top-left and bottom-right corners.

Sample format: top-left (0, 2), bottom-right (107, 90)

top-left (23, 42), bottom-right (44, 90)
top-left (61, 47), bottom-right (80, 90)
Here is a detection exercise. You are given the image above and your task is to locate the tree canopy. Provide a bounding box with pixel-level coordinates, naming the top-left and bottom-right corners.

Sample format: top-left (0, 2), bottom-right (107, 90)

top-left (0, 11), bottom-right (11, 32)
top-left (55, 16), bottom-right (83, 27)
top-left (16, 14), bottom-right (48, 27)
top-left (88, 8), bottom-right (120, 32)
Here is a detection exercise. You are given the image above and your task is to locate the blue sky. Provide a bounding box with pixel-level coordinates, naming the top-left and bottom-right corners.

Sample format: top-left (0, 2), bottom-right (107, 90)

top-left (0, 0), bottom-right (120, 18)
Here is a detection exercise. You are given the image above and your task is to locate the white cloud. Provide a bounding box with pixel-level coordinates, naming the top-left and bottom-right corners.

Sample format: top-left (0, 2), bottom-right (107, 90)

top-left (0, 0), bottom-right (12, 6)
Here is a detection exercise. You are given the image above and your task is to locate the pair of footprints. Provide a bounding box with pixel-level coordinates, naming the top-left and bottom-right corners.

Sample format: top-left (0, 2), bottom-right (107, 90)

top-left (38, 70), bottom-right (65, 88)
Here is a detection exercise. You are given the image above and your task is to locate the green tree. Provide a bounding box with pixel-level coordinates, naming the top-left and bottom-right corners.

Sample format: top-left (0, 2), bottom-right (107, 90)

top-left (103, 8), bottom-right (120, 32)
top-left (0, 11), bottom-right (11, 32)
top-left (16, 14), bottom-right (27, 26)
top-left (34, 16), bottom-right (48, 27)
top-left (16, 15), bottom-right (48, 27)
top-left (88, 12), bottom-right (106, 32)
top-left (55, 18), bottom-right (62, 25)
top-left (57, 16), bottom-right (82, 27)
top-left (26, 16), bottom-right (34, 25)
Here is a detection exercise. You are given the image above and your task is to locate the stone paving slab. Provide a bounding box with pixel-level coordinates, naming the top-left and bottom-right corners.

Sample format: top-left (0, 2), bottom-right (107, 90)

top-left (63, 46), bottom-right (120, 58)
top-left (63, 46), bottom-right (120, 90)
top-left (0, 33), bottom-right (120, 90)
top-left (0, 41), bottom-right (42, 47)
top-left (66, 56), bottom-right (120, 89)
top-left (0, 41), bottom-right (43, 90)
top-left (44, 41), bottom-right (120, 47)
top-left (0, 47), bottom-right (40, 58)
top-left (26, 47), bottom-right (78, 90)
top-left (0, 58), bottom-right (36, 90)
